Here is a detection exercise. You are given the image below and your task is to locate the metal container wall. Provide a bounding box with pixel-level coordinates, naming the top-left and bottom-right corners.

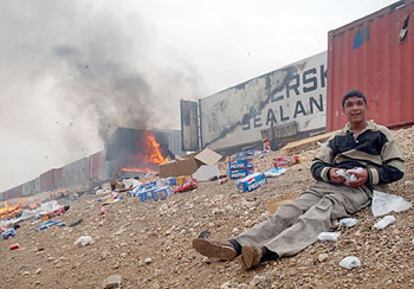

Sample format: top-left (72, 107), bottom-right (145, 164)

top-left (40, 169), bottom-right (55, 192)
top-left (199, 52), bottom-right (327, 151)
top-left (63, 157), bottom-right (91, 191)
top-left (327, 0), bottom-right (414, 131)
top-left (53, 168), bottom-right (64, 191)
top-left (22, 178), bottom-right (40, 196)
top-left (89, 152), bottom-right (103, 181)
top-left (7, 185), bottom-right (23, 199)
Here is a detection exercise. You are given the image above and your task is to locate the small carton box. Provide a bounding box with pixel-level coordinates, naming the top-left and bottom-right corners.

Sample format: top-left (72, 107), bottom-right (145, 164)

top-left (237, 172), bottom-right (266, 193)
top-left (152, 186), bottom-right (173, 201)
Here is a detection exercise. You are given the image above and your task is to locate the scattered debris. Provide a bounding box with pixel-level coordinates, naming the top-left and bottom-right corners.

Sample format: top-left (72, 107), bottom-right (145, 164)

top-left (74, 236), bottom-right (95, 247)
top-left (371, 190), bottom-right (412, 217)
top-left (318, 232), bottom-right (341, 241)
top-left (373, 215), bottom-right (396, 230)
top-left (9, 243), bottom-right (20, 250)
top-left (339, 256), bottom-right (361, 270)
top-left (339, 217), bottom-right (358, 228)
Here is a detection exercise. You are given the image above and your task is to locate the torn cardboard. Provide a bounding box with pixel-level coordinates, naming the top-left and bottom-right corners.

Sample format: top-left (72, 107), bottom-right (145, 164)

top-left (159, 148), bottom-right (222, 178)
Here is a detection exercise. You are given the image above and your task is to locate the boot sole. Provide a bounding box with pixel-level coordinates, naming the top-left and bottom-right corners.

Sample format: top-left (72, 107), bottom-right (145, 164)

top-left (192, 238), bottom-right (236, 261)
top-left (240, 246), bottom-right (259, 270)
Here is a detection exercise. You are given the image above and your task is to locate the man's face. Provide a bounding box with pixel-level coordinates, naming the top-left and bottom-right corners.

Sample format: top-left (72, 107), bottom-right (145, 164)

top-left (343, 96), bottom-right (368, 124)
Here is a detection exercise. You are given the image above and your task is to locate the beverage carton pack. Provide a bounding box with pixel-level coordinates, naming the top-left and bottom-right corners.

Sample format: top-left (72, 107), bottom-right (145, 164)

top-left (229, 168), bottom-right (255, 179)
top-left (236, 172), bottom-right (266, 192)
top-left (152, 186), bottom-right (173, 201)
top-left (228, 159), bottom-right (254, 170)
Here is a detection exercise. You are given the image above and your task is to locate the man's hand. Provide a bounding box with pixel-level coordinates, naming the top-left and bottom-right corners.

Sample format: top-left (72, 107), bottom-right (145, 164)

top-left (347, 168), bottom-right (368, 188)
top-left (329, 168), bottom-right (345, 184)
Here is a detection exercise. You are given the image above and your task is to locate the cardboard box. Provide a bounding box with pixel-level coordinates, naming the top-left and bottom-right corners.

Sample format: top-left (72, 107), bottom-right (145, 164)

top-left (236, 172), bottom-right (266, 192)
top-left (159, 148), bottom-right (222, 178)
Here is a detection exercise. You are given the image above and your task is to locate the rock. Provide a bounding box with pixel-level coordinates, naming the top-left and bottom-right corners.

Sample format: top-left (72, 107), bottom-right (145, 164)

top-left (317, 253), bottom-right (329, 262)
top-left (249, 275), bottom-right (271, 289)
top-left (220, 281), bottom-right (238, 289)
top-left (75, 236), bottom-right (94, 247)
top-left (144, 257), bottom-right (153, 264)
top-left (101, 274), bottom-right (122, 289)
top-left (202, 257), bottom-right (211, 264)
top-left (23, 271), bottom-right (30, 277)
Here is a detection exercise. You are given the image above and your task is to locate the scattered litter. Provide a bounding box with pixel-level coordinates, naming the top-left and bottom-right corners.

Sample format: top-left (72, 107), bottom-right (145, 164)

top-left (1, 228), bottom-right (16, 240)
top-left (318, 231), bottom-right (341, 241)
top-left (192, 165), bottom-right (220, 182)
top-left (272, 155), bottom-right (300, 168)
top-left (37, 220), bottom-right (65, 231)
top-left (373, 215), bottom-right (396, 230)
top-left (372, 190), bottom-right (412, 217)
top-left (228, 159), bottom-right (254, 179)
top-left (339, 256), bottom-right (361, 270)
top-left (144, 257), bottom-right (153, 264)
top-left (237, 172), bottom-right (266, 193)
top-left (339, 217), bottom-right (358, 228)
top-left (9, 243), bottom-right (19, 250)
top-left (152, 186), bottom-right (173, 201)
top-left (174, 178), bottom-right (198, 193)
top-left (264, 167), bottom-right (287, 178)
top-left (218, 176), bottom-right (229, 185)
top-left (74, 236), bottom-right (95, 247)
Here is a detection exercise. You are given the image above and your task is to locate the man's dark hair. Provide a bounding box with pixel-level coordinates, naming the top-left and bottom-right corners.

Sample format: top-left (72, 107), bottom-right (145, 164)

top-left (342, 89), bottom-right (367, 107)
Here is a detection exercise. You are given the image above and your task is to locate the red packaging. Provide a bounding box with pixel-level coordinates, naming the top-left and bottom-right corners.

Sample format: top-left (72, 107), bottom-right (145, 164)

top-left (9, 243), bottom-right (20, 250)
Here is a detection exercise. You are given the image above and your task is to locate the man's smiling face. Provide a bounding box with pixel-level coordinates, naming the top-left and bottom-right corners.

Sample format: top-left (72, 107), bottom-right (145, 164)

top-left (343, 96), bottom-right (368, 124)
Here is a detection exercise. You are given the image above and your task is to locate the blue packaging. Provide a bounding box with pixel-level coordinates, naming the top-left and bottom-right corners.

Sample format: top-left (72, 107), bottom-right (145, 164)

top-left (152, 186), bottom-right (173, 201)
top-left (165, 177), bottom-right (177, 186)
top-left (229, 168), bottom-right (255, 179)
top-left (228, 159), bottom-right (253, 170)
top-left (236, 172), bottom-right (266, 192)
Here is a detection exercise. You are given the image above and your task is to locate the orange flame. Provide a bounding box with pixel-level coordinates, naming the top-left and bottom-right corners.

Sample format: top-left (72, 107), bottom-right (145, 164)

top-left (145, 131), bottom-right (166, 165)
top-left (121, 167), bottom-right (155, 174)
top-left (0, 201), bottom-right (22, 219)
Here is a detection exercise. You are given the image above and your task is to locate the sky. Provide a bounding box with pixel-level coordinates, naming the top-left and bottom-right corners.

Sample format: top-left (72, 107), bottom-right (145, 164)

top-left (0, 0), bottom-right (396, 192)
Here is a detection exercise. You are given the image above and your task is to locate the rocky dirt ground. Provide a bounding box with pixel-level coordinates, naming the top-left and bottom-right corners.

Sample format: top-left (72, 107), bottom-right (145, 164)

top-left (1, 126), bottom-right (413, 289)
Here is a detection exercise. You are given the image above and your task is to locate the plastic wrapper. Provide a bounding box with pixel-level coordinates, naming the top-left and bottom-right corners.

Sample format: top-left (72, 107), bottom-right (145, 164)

top-left (74, 235), bottom-right (95, 247)
top-left (373, 215), bottom-right (396, 230)
top-left (339, 217), bottom-right (358, 228)
top-left (317, 231), bottom-right (341, 241)
top-left (371, 190), bottom-right (412, 217)
top-left (339, 256), bottom-right (361, 269)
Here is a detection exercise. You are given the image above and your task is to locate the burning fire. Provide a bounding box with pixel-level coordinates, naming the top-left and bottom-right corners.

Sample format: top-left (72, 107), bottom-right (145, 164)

top-left (0, 202), bottom-right (22, 219)
top-left (120, 130), bottom-right (166, 173)
top-left (145, 131), bottom-right (166, 164)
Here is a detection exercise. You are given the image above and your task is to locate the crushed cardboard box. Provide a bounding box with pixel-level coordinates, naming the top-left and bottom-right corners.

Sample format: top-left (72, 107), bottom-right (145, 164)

top-left (159, 148), bottom-right (222, 178)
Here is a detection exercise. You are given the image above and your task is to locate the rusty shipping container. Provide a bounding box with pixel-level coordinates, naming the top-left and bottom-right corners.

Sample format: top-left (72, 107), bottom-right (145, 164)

top-left (89, 151), bottom-right (103, 182)
top-left (327, 0), bottom-right (414, 131)
top-left (7, 185), bottom-right (23, 200)
top-left (22, 178), bottom-right (40, 196)
top-left (53, 167), bottom-right (64, 191)
top-left (40, 169), bottom-right (55, 192)
top-left (63, 158), bottom-right (91, 191)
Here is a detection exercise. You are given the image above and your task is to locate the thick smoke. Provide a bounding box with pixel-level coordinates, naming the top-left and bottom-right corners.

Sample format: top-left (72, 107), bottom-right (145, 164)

top-left (0, 0), bottom-right (203, 190)
top-left (0, 0), bottom-right (202, 144)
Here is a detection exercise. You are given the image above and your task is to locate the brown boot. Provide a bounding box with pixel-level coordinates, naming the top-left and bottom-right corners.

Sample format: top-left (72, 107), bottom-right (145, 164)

top-left (239, 245), bottom-right (263, 270)
top-left (192, 238), bottom-right (237, 261)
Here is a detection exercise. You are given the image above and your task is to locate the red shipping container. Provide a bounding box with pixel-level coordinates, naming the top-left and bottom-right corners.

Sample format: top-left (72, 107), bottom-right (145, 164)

top-left (53, 167), bottom-right (64, 190)
top-left (327, 1), bottom-right (414, 131)
top-left (40, 169), bottom-right (55, 192)
top-left (7, 185), bottom-right (23, 199)
top-left (89, 151), bottom-right (103, 180)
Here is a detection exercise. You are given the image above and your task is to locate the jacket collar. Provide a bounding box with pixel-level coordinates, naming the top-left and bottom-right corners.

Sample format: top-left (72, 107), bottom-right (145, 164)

top-left (342, 120), bottom-right (376, 134)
